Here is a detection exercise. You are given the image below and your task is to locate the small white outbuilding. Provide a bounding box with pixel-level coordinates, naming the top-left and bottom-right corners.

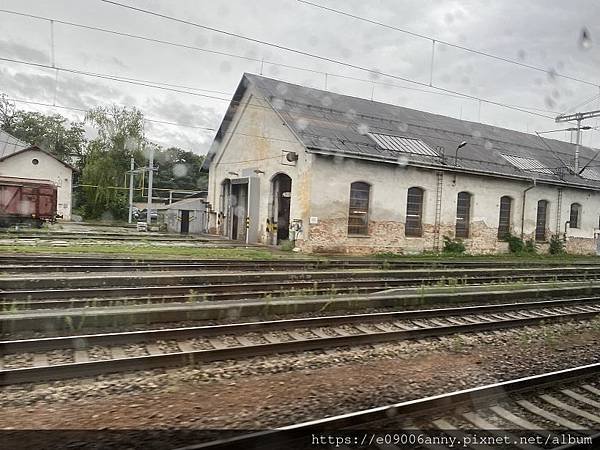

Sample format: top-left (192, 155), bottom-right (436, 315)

top-left (0, 142), bottom-right (75, 220)
top-left (159, 197), bottom-right (209, 234)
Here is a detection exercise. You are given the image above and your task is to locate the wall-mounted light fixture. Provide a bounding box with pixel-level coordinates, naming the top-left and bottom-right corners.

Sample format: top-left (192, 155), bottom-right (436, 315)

top-left (254, 169), bottom-right (265, 175)
top-left (454, 141), bottom-right (467, 166)
top-left (227, 171), bottom-right (239, 176)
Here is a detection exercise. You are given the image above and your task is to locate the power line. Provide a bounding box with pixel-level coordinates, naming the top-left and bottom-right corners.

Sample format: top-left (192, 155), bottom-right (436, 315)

top-left (6, 97), bottom-right (216, 131)
top-left (0, 56), bottom-right (233, 103)
top-left (297, 0), bottom-right (600, 89)
top-left (96, 0), bottom-right (561, 121)
top-left (2, 53), bottom-right (562, 142)
top-left (0, 7), bottom-right (559, 112)
top-left (5, 96), bottom-right (304, 146)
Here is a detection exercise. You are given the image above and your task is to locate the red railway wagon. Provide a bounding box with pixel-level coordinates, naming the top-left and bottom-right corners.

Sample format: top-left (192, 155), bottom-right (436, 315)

top-left (0, 176), bottom-right (59, 227)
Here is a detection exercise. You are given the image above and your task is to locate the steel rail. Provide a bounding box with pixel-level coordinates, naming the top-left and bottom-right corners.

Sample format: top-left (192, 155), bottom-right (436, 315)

top-left (1, 304), bottom-right (599, 386)
top-left (3, 271), bottom-right (600, 302)
top-left (2, 256), bottom-right (598, 271)
top-left (2, 296), bottom-right (599, 353)
top-left (183, 363), bottom-right (600, 450)
top-left (2, 265), bottom-right (600, 289)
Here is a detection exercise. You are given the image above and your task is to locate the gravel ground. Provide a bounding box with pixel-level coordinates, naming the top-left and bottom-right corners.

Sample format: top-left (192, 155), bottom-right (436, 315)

top-left (0, 321), bottom-right (599, 449)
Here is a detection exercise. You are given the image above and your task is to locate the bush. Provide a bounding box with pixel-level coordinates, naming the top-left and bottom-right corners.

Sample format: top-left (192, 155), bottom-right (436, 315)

top-left (549, 234), bottom-right (565, 255)
top-left (524, 239), bottom-right (537, 254)
top-left (442, 236), bottom-right (466, 255)
top-left (279, 240), bottom-right (295, 251)
top-left (505, 234), bottom-right (525, 253)
top-left (504, 234), bottom-right (536, 255)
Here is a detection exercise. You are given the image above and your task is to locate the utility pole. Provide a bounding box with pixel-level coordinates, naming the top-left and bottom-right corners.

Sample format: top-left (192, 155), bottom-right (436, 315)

top-left (555, 109), bottom-right (600, 173)
top-left (146, 145), bottom-right (155, 226)
top-left (127, 157), bottom-right (135, 223)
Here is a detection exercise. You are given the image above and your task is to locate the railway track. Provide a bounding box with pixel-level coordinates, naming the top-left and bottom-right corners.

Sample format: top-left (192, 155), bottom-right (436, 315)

top-left (4, 267), bottom-right (600, 306)
top-left (1, 297), bottom-right (599, 385)
top-left (188, 363), bottom-right (600, 450)
top-left (2, 255), bottom-right (599, 273)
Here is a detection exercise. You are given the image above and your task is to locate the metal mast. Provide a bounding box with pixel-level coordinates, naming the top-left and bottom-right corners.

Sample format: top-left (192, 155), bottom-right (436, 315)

top-left (555, 109), bottom-right (600, 172)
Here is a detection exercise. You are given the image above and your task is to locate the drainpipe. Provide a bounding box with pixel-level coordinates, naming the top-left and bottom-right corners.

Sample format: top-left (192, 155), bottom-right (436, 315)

top-left (520, 179), bottom-right (536, 240)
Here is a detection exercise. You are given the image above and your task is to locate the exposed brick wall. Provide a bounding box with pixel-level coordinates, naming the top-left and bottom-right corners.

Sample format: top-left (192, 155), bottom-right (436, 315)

top-left (297, 218), bottom-right (598, 256)
top-left (566, 237), bottom-right (597, 255)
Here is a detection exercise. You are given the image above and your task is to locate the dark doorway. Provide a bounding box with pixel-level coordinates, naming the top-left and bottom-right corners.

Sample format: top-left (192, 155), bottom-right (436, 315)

top-left (231, 182), bottom-right (248, 241)
top-left (271, 173), bottom-right (292, 243)
top-left (180, 210), bottom-right (190, 234)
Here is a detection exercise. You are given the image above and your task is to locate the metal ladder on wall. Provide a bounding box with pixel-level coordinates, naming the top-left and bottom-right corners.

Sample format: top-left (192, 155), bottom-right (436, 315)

top-left (556, 188), bottom-right (563, 234)
top-left (433, 171), bottom-right (444, 251)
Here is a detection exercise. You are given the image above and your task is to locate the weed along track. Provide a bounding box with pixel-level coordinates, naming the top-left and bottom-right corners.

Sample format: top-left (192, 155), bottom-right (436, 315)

top-left (4, 266), bottom-right (600, 309)
top-left (2, 298), bottom-right (600, 385)
top-left (3, 254), bottom-right (600, 272)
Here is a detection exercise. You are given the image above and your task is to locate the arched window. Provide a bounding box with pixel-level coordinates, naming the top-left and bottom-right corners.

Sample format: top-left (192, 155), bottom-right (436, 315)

top-left (569, 203), bottom-right (582, 229)
top-left (535, 200), bottom-right (548, 241)
top-left (498, 196), bottom-right (512, 239)
top-left (348, 182), bottom-right (370, 235)
top-left (405, 187), bottom-right (424, 237)
top-left (455, 192), bottom-right (471, 238)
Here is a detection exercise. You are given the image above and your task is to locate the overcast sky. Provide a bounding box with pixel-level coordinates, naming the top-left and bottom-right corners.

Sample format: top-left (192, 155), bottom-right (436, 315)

top-left (1, 0), bottom-right (599, 155)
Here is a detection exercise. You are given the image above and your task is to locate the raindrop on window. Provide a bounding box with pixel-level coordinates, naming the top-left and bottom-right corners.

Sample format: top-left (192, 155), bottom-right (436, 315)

top-left (219, 61), bottom-right (232, 73)
top-left (344, 109), bottom-right (357, 121)
top-left (173, 164), bottom-right (188, 178)
top-left (397, 122), bottom-right (408, 132)
top-left (484, 141), bottom-right (494, 150)
top-left (295, 118), bottom-right (308, 130)
top-left (271, 98), bottom-right (285, 110)
top-left (321, 96), bottom-right (332, 107)
top-left (545, 96), bottom-right (556, 108)
top-left (357, 123), bottom-right (370, 135)
top-left (579, 27), bottom-right (592, 50)
top-left (276, 83), bottom-right (288, 95)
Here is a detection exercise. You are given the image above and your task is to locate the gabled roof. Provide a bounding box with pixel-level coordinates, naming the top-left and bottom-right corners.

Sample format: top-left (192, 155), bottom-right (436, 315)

top-left (0, 145), bottom-right (76, 171)
top-left (159, 196), bottom-right (207, 210)
top-left (0, 130), bottom-right (30, 158)
top-left (205, 73), bottom-right (600, 190)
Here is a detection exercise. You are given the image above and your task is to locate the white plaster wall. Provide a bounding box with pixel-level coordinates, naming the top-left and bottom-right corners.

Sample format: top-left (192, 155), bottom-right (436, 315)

top-left (0, 149), bottom-right (73, 220)
top-left (308, 155), bottom-right (600, 252)
top-left (207, 86), bottom-right (312, 243)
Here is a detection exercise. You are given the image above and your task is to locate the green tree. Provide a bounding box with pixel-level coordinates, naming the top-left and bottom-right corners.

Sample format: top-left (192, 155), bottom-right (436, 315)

top-left (79, 105), bottom-right (145, 220)
top-left (153, 147), bottom-right (207, 197)
top-left (0, 94), bottom-right (86, 165)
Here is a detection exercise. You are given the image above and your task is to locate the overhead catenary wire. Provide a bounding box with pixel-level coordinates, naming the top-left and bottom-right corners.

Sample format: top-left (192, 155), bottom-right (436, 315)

top-left (0, 8), bottom-right (562, 116)
top-left (95, 0), bottom-right (562, 121)
top-left (1, 54), bottom-right (565, 151)
top-left (296, 0), bottom-right (600, 89)
top-left (5, 86), bottom-right (594, 165)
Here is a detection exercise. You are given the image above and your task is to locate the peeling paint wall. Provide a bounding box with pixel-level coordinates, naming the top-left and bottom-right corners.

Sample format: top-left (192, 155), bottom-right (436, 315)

top-left (207, 86), bottom-right (312, 244)
top-left (299, 155), bottom-right (600, 255)
top-left (206, 91), bottom-right (600, 255)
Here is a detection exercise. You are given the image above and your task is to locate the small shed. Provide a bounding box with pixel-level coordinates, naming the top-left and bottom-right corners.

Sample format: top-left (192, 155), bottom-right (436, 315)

top-left (0, 144), bottom-right (75, 220)
top-left (159, 197), bottom-right (209, 234)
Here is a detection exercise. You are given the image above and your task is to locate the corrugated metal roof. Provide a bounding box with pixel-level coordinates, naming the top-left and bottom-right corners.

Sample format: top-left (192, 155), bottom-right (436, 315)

top-left (206, 73), bottom-right (600, 189)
